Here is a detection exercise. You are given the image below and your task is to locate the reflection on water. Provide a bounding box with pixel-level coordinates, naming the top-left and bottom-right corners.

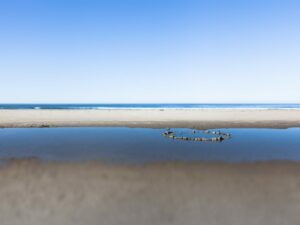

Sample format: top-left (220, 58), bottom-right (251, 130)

top-left (0, 127), bottom-right (300, 163)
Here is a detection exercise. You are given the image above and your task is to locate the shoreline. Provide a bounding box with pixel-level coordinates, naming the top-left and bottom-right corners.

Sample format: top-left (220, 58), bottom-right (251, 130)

top-left (0, 108), bottom-right (300, 129)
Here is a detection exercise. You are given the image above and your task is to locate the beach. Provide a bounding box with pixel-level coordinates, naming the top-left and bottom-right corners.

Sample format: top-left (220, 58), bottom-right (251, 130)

top-left (1, 108), bottom-right (300, 225)
top-left (1, 160), bottom-right (300, 225)
top-left (1, 108), bottom-right (300, 128)
top-left (2, 0), bottom-right (299, 224)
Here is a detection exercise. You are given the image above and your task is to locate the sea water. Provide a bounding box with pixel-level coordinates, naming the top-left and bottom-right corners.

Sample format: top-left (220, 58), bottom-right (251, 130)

top-left (0, 103), bottom-right (300, 110)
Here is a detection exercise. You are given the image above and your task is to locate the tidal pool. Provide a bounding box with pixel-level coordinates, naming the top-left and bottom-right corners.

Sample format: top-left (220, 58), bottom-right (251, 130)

top-left (0, 127), bottom-right (299, 163)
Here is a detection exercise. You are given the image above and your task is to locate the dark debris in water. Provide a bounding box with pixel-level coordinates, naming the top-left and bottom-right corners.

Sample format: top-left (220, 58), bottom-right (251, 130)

top-left (162, 129), bottom-right (232, 142)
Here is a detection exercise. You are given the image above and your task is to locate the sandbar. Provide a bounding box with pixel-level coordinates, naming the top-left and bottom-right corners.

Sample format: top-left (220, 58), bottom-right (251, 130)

top-left (0, 108), bottom-right (300, 128)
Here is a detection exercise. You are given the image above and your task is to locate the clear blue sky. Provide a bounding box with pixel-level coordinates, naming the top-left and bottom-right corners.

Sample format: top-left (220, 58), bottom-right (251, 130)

top-left (1, 0), bottom-right (299, 103)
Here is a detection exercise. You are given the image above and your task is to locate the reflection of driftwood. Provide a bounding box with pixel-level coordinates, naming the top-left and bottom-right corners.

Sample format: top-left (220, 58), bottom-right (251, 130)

top-left (162, 129), bottom-right (231, 142)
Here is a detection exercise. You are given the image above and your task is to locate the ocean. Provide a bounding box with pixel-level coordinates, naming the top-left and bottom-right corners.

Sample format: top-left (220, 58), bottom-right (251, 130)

top-left (0, 104), bottom-right (300, 110)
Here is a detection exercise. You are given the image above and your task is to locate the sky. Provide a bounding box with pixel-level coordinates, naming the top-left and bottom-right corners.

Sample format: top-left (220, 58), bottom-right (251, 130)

top-left (0, 0), bottom-right (299, 103)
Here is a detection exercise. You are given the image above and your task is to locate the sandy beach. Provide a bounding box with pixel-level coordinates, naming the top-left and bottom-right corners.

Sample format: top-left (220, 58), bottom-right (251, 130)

top-left (1, 159), bottom-right (300, 225)
top-left (1, 109), bottom-right (300, 225)
top-left (1, 108), bottom-right (300, 128)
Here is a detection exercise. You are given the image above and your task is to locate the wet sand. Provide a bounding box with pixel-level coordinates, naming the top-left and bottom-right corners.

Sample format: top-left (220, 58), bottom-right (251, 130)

top-left (0, 108), bottom-right (300, 128)
top-left (1, 159), bottom-right (300, 225)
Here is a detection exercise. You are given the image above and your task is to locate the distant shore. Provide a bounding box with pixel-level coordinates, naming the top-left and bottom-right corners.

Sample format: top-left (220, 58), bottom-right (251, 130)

top-left (0, 108), bottom-right (300, 129)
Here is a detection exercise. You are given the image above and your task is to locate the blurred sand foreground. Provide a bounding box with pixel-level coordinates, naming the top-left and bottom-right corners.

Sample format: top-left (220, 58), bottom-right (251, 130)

top-left (1, 159), bottom-right (300, 225)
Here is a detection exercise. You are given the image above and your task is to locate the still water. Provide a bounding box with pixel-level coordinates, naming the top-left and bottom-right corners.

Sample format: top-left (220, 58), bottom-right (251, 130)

top-left (0, 127), bottom-right (299, 163)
